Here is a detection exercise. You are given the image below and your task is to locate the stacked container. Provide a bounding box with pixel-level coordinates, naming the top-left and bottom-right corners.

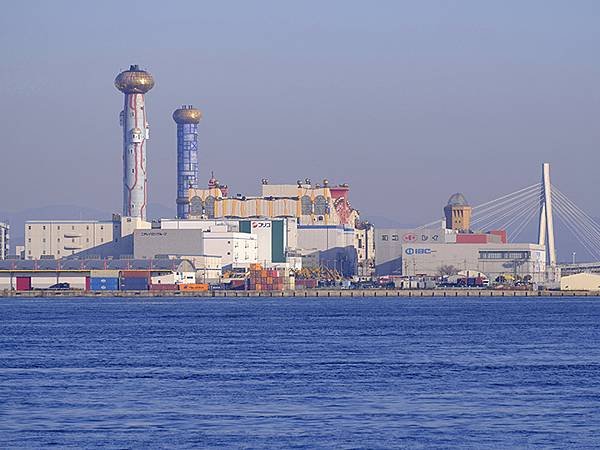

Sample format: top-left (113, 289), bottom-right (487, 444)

top-left (248, 265), bottom-right (294, 291)
top-left (120, 270), bottom-right (150, 291)
top-left (89, 270), bottom-right (120, 291)
top-left (295, 278), bottom-right (317, 289)
top-left (149, 283), bottom-right (179, 291)
top-left (16, 277), bottom-right (31, 291)
top-left (178, 283), bottom-right (209, 292)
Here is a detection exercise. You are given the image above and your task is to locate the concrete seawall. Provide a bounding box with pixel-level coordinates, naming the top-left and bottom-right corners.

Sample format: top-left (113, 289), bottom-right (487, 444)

top-left (0, 289), bottom-right (597, 298)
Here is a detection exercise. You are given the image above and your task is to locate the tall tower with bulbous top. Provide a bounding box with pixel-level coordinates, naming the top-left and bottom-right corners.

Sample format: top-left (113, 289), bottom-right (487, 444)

top-left (173, 105), bottom-right (202, 219)
top-left (115, 65), bottom-right (154, 220)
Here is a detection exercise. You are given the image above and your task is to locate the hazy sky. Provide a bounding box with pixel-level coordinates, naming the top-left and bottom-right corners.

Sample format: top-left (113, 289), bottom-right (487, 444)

top-left (1, 0), bottom-right (599, 225)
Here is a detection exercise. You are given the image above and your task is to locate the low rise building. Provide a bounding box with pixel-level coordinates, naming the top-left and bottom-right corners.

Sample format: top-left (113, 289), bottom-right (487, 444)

top-left (297, 225), bottom-right (357, 276)
top-left (25, 215), bottom-right (150, 260)
top-left (0, 258), bottom-right (195, 291)
top-left (396, 242), bottom-right (546, 283)
top-left (161, 217), bottom-right (299, 268)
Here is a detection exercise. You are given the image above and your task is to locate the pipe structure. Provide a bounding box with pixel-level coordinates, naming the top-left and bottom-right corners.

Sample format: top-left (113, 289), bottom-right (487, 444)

top-left (173, 105), bottom-right (202, 219)
top-left (115, 65), bottom-right (154, 220)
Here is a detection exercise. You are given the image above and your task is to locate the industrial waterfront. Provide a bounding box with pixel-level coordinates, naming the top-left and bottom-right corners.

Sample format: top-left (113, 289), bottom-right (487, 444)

top-left (1, 63), bottom-right (600, 296)
top-left (3, 3), bottom-right (600, 449)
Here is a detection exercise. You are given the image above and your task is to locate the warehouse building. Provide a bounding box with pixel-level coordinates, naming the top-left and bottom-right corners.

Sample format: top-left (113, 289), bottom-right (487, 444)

top-left (376, 228), bottom-right (546, 282)
top-left (0, 258), bottom-right (195, 291)
top-left (160, 217), bottom-right (299, 268)
top-left (25, 215), bottom-right (150, 260)
top-left (297, 225), bottom-right (357, 276)
top-left (133, 229), bottom-right (204, 259)
top-left (399, 243), bottom-right (546, 282)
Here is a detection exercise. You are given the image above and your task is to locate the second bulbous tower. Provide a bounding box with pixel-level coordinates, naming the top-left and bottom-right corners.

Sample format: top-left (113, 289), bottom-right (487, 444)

top-left (173, 105), bottom-right (202, 219)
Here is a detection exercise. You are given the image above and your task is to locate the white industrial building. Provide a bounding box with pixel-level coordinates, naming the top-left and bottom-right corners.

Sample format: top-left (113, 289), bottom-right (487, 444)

top-left (202, 228), bottom-right (258, 268)
top-left (25, 215), bottom-right (150, 260)
top-left (388, 242), bottom-right (547, 283)
top-left (160, 218), bottom-right (299, 268)
top-left (297, 225), bottom-right (357, 276)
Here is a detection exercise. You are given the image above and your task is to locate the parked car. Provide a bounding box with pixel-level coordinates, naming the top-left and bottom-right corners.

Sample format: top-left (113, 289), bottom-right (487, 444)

top-left (48, 282), bottom-right (70, 290)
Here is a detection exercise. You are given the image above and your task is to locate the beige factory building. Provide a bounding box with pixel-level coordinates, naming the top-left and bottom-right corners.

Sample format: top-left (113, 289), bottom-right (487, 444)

top-left (25, 215), bottom-right (150, 260)
top-left (186, 179), bottom-right (359, 227)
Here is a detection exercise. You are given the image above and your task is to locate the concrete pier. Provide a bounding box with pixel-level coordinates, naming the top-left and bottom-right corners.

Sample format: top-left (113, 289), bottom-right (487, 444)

top-left (0, 289), bottom-right (596, 298)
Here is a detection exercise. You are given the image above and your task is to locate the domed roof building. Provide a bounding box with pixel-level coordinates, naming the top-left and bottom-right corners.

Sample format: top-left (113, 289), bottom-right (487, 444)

top-left (444, 192), bottom-right (472, 231)
top-left (447, 192), bottom-right (469, 207)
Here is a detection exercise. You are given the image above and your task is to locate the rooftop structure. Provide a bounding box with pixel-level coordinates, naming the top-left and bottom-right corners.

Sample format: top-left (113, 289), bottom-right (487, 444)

top-left (187, 179), bottom-right (359, 227)
top-left (444, 192), bottom-right (472, 231)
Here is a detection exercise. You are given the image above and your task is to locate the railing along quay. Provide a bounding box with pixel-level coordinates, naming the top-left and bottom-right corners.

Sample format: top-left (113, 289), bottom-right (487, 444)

top-left (0, 289), bottom-right (597, 298)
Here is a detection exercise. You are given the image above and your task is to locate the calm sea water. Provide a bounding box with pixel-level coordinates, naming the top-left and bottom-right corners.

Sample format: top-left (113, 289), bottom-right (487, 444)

top-left (1, 296), bottom-right (599, 449)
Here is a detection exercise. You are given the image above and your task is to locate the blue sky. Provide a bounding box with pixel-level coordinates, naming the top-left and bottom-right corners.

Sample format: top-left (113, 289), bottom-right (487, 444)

top-left (1, 0), bottom-right (599, 226)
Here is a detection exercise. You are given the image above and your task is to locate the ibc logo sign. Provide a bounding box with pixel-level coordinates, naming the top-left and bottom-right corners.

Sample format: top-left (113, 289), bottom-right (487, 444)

top-left (405, 248), bottom-right (433, 255)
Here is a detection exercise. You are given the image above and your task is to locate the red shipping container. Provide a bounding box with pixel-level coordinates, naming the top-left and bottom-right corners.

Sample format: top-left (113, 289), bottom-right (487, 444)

top-left (16, 277), bottom-right (31, 291)
top-left (121, 270), bottom-right (151, 278)
top-left (150, 284), bottom-right (178, 291)
top-left (85, 277), bottom-right (91, 291)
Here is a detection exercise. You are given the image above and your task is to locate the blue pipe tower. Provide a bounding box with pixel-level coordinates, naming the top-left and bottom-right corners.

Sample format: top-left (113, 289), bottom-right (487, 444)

top-left (173, 105), bottom-right (202, 219)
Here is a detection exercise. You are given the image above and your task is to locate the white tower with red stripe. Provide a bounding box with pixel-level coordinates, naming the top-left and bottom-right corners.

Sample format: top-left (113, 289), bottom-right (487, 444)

top-left (115, 65), bottom-right (154, 220)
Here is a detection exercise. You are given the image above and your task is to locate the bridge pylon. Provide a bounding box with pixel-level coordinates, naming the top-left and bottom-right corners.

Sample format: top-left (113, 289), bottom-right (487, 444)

top-left (538, 163), bottom-right (558, 279)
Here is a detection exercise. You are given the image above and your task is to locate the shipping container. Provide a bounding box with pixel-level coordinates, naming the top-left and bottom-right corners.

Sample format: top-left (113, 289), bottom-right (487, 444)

top-left (90, 269), bottom-right (121, 278)
top-left (296, 279), bottom-right (318, 289)
top-left (121, 270), bottom-right (151, 278)
top-left (179, 283), bottom-right (209, 292)
top-left (229, 279), bottom-right (246, 290)
top-left (121, 277), bottom-right (149, 291)
top-left (149, 283), bottom-right (178, 291)
top-left (90, 277), bottom-right (120, 291)
top-left (16, 277), bottom-right (31, 291)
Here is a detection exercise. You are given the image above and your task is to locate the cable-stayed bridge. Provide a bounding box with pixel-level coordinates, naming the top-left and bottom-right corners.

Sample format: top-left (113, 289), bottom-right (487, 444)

top-left (419, 163), bottom-right (600, 277)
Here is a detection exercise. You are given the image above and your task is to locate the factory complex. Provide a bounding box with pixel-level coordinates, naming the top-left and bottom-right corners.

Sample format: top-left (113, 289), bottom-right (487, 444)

top-left (0, 65), bottom-right (576, 293)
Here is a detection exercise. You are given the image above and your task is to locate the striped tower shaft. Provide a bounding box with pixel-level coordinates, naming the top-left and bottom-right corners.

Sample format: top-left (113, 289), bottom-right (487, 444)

top-left (176, 122), bottom-right (199, 219)
top-left (122, 93), bottom-right (149, 219)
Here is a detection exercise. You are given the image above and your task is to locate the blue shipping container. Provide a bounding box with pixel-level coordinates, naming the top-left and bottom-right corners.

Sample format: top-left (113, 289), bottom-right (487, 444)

top-left (90, 277), bottom-right (120, 291)
top-left (121, 277), bottom-right (149, 291)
